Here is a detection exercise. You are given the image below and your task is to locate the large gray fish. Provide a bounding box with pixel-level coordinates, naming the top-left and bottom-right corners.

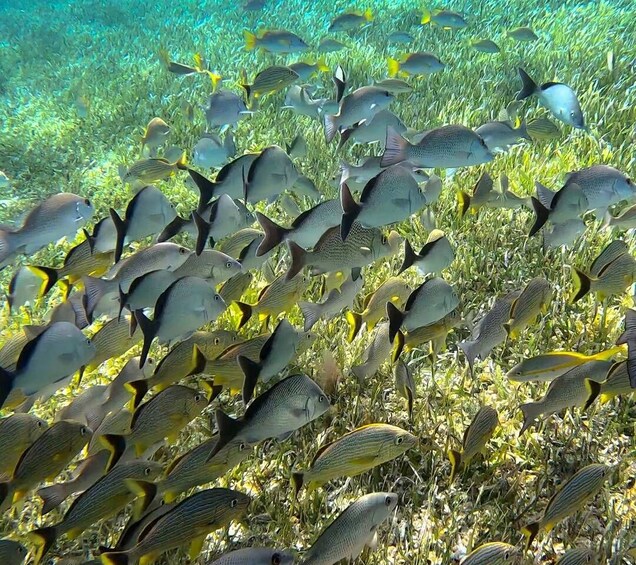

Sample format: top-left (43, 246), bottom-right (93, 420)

top-left (100, 488), bottom-right (250, 565)
top-left (209, 548), bottom-right (294, 565)
top-left (6, 266), bottom-right (48, 312)
top-left (135, 276), bottom-right (226, 367)
top-left (82, 242), bottom-right (190, 318)
top-left (109, 185), bottom-right (177, 262)
top-left (55, 385), bottom-right (108, 426)
top-left (517, 68), bottom-right (585, 129)
top-left (193, 132), bottom-right (236, 169)
top-left (0, 321), bottom-right (95, 409)
top-left (382, 125), bottom-right (493, 168)
top-left (324, 86), bottom-right (394, 143)
top-left (172, 249), bottom-right (242, 285)
top-left (340, 165), bottom-right (428, 240)
top-left (301, 492), bottom-right (398, 565)
top-left (530, 181), bottom-right (588, 236)
top-left (339, 109), bottom-right (407, 149)
top-left (398, 230), bottom-right (454, 275)
top-left (188, 155), bottom-right (259, 206)
top-left (0, 413), bottom-right (47, 481)
top-left (89, 216), bottom-right (118, 253)
top-left (244, 146), bottom-right (299, 203)
top-left (564, 165), bottom-right (635, 213)
top-left (204, 90), bottom-right (249, 129)
top-left (286, 223), bottom-right (401, 280)
top-left (0, 193), bottom-right (94, 266)
top-left (255, 199), bottom-right (342, 256)
top-left (118, 270), bottom-right (178, 319)
top-left (387, 277), bottom-right (459, 342)
top-left (208, 373), bottom-right (330, 459)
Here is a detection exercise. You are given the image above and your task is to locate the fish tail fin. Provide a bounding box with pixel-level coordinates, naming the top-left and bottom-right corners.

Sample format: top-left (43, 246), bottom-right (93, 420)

top-left (363, 8), bottom-right (373, 21)
top-left (345, 311), bottom-right (363, 342)
top-left (521, 522), bottom-right (540, 550)
top-left (175, 152), bottom-right (187, 170)
top-left (243, 29), bottom-right (257, 51)
top-left (317, 58), bottom-right (330, 72)
top-left (517, 67), bottom-right (537, 100)
top-left (381, 126), bottom-right (410, 167)
top-left (27, 265), bottom-right (60, 297)
top-left (583, 378), bottom-right (601, 410)
top-left (206, 70), bottom-right (222, 90)
top-left (529, 196), bottom-right (550, 236)
top-left (255, 211), bottom-right (289, 256)
top-left (340, 182), bottom-right (361, 241)
top-left (125, 379), bottom-right (149, 410)
top-left (398, 239), bottom-right (417, 274)
top-left (206, 409), bottom-right (242, 462)
top-left (286, 241), bottom-right (307, 280)
top-left (240, 83), bottom-right (252, 106)
top-left (386, 301), bottom-right (405, 344)
top-left (192, 210), bottom-right (211, 256)
top-left (391, 330), bottom-right (405, 362)
top-left (387, 57), bottom-right (400, 77)
top-left (100, 433), bottom-right (127, 472)
top-left (572, 268), bottom-right (592, 302)
top-left (323, 113), bottom-right (338, 144)
top-left (82, 275), bottom-right (111, 318)
top-left (134, 310), bottom-right (157, 368)
top-left (447, 449), bottom-right (461, 481)
top-left (235, 302), bottom-right (253, 330)
top-left (188, 345), bottom-right (208, 377)
top-left (187, 169), bottom-right (218, 212)
top-left (291, 471), bottom-right (304, 497)
top-left (0, 365), bottom-right (14, 409)
top-left (457, 191), bottom-right (471, 217)
top-left (109, 208), bottom-right (128, 263)
top-left (421, 8), bottom-right (432, 24)
top-left (458, 340), bottom-right (478, 372)
top-left (157, 215), bottom-right (189, 242)
top-left (519, 402), bottom-right (540, 435)
top-left (517, 119), bottom-right (532, 141)
top-left (38, 484), bottom-right (69, 515)
top-left (299, 301), bottom-right (321, 332)
top-left (124, 479), bottom-right (157, 521)
top-left (237, 354), bottom-right (261, 404)
top-left (100, 552), bottom-right (129, 565)
top-left (29, 526), bottom-right (58, 565)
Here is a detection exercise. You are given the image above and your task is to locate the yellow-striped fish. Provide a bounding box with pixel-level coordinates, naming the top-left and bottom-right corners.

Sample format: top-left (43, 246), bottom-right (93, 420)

top-left (121, 153), bottom-right (187, 186)
top-left (522, 464), bottom-right (611, 549)
top-left (448, 406), bottom-right (499, 481)
top-left (460, 542), bottom-right (519, 564)
top-left (504, 277), bottom-right (552, 339)
top-left (555, 548), bottom-right (597, 565)
top-left (600, 360), bottom-right (635, 403)
top-left (292, 423), bottom-right (416, 494)
top-left (394, 309), bottom-right (461, 361)
top-left (0, 413), bottom-right (47, 481)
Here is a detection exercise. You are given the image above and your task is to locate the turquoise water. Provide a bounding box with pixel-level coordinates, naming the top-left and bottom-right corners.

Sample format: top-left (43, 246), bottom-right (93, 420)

top-left (1, 0), bottom-right (636, 563)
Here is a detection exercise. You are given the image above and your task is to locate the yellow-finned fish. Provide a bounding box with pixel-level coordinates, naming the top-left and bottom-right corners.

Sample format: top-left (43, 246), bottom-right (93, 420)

top-left (219, 272), bottom-right (253, 304)
top-left (351, 322), bottom-right (392, 382)
top-left (292, 423), bottom-right (417, 495)
top-left (504, 277), bottom-right (552, 339)
top-left (600, 360), bottom-right (636, 403)
top-left (0, 421), bottom-right (91, 511)
top-left (328, 9), bottom-right (373, 32)
top-left (394, 309), bottom-right (461, 361)
top-left (346, 277), bottom-right (411, 341)
top-left (100, 488), bottom-right (250, 565)
top-left (421, 8), bottom-right (467, 28)
top-left (141, 117), bottom-right (170, 155)
top-left (518, 361), bottom-right (610, 434)
top-left (522, 464), bottom-right (611, 549)
top-left (448, 406), bottom-right (499, 481)
top-left (460, 542), bottom-right (519, 564)
top-left (527, 117), bottom-right (561, 141)
top-left (120, 153), bottom-right (187, 186)
top-left (0, 413), bottom-right (47, 481)
top-left (507, 346), bottom-right (624, 382)
top-left (555, 548), bottom-right (597, 565)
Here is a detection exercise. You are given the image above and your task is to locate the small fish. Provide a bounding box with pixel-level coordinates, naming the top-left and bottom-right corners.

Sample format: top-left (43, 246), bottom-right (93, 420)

top-left (284, 85), bottom-right (337, 119)
top-left (0, 540), bottom-right (27, 565)
top-left (118, 270), bottom-right (179, 319)
top-left (346, 277), bottom-right (412, 340)
top-left (256, 199), bottom-right (342, 256)
top-left (244, 145), bottom-right (299, 204)
top-left (328, 9), bottom-right (373, 32)
top-left (208, 374), bottom-right (330, 459)
top-left (0, 321), bottom-right (95, 409)
top-left (600, 360), bottom-right (636, 402)
top-left (286, 224), bottom-right (400, 280)
top-left (475, 120), bottom-right (530, 152)
top-left (543, 219), bottom-right (586, 250)
top-left (135, 276), bottom-right (226, 367)
top-left (172, 249), bottom-right (242, 285)
top-left (388, 31), bottom-right (414, 44)
top-left (373, 78), bottom-right (413, 93)
top-left (421, 8), bottom-right (467, 28)
top-left (301, 492), bottom-right (398, 565)
top-left (387, 52), bottom-right (445, 77)
top-left (448, 406), bottom-right (499, 481)
top-left (141, 117), bottom-right (170, 155)
top-left (286, 133), bottom-right (308, 160)
top-left (193, 132), bottom-right (235, 169)
top-left (470, 39), bottom-right (501, 54)
top-left (241, 65), bottom-right (299, 104)
top-left (55, 385), bottom-right (108, 426)
top-left (120, 153), bottom-right (187, 186)
top-left (236, 272), bottom-right (308, 329)
top-left (461, 542), bottom-right (518, 564)
top-left (81, 315), bottom-right (143, 375)
top-left (238, 319), bottom-right (314, 403)
top-left (0, 414), bottom-right (47, 481)
top-left (459, 290), bottom-right (521, 371)
top-left (0, 193), bottom-right (94, 267)
top-left (299, 269), bottom-right (363, 331)
top-left (339, 110), bottom-right (407, 149)
top-left (572, 248), bottom-right (636, 302)
top-left (504, 277), bottom-right (552, 339)
top-left (529, 181), bottom-right (588, 236)
top-left (204, 90), bottom-right (249, 129)
top-left (517, 68), bottom-right (585, 129)
top-left (382, 125), bottom-right (493, 168)
top-left (555, 548), bottom-right (597, 565)
top-left (507, 26), bottom-right (539, 42)
top-left (30, 460), bottom-right (163, 563)
top-left (526, 116), bottom-right (561, 140)
top-left (398, 230), bottom-right (454, 275)
top-left (209, 548), bottom-right (294, 565)
top-left (0, 171), bottom-right (10, 189)
top-left (351, 322), bottom-right (393, 381)
top-left (101, 488), bottom-right (250, 565)
top-left (0, 420), bottom-right (91, 511)
top-left (219, 272), bottom-right (253, 303)
top-left (387, 277), bottom-right (460, 343)
top-left (317, 38), bottom-right (347, 52)
top-left (522, 464), bottom-right (611, 549)
top-left (6, 266), bottom-right (47, 312)
top-left (518, 362), bottom-right (609, 434)
top-left (243, 29), bottom-right (309, 54)
top-left (340, 166), bottom-right (428, 240)
top-left (289, 60), bottom-right (330, 81)
top-left (395, 309), bottom-right (462, 360)
top-left (506, 347), bottom-right (622, 383)
top-left (394, 360), bottom-right (416, 418)
top-left (324, 86), bottom-right (394, 143)
top-left (90, 216), bottom-right (118, 253)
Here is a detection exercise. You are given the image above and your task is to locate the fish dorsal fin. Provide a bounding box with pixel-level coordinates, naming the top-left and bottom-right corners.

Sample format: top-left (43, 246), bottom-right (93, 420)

top-left (359, 171), bottom-right (383, 203)
top-left (259, 320), bottom-right (283, 361)
top-left (310, 440), bottom-right (335, 466)
top-left (534, 181), bottom-right (556, 209)
top-left (16, 325), bottom-right (50, 372)
top-left (597, 252), bottom-right (626, 278)
top-left (404, 280), bottom-right (427, 311)
top-left (472, 172), bottom-right (493, 198)
top-left (541, 81), bottom-right (562, 90)
top-left (590, 240), bottom-right (628, 278)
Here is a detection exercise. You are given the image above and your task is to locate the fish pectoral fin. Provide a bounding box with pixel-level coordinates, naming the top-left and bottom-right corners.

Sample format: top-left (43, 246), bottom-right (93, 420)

top-left (350, 455), bottom-right (377, 467)
top-left (189, 535), bottom-right (207, 560)
top-left (367, 528), bottom-right (379, 550)
top-left (359, 246), bottom-right (372, 256)
top-left (67, 527), bottom-right (83, 540)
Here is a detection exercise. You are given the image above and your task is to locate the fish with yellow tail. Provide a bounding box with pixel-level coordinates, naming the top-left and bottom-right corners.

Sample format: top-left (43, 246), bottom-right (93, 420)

top-left (503, 277), bottom-right (552, 339)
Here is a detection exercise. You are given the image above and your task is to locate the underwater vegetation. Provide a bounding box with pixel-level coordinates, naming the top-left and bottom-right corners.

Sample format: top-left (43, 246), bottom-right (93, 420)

top-left (0, 0), bottom-right (636, 563)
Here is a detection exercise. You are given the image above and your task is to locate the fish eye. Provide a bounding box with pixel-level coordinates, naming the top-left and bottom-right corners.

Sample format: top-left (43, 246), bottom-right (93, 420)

top-left (214, 337), bottom-right (220, 345)
top-left (318, 395), bottom-right (326, 403)
top-left (179, 247), bottom-right (188, 254)
top-left (144, 467), bottom-right (152, 476)
top-left (384, 495), bottom-right (393, 506)
top-left (84, 198), bottom-right (91, 207)
top-left (147, 358), bottom-right (155, 366)
top-left (238, 441), bottom-right (247, 451)
top-left (37, 420), bottom-right (44, 428)
top-left (504, 551), bottom-right (510, 560)
top-left (194, 394), bottom-right (202, 402)
top-left (395, 436), bottom-right (404, 445)
top-left (80, 426), bottom-right (89, 436)
top-left (226, 261), bottom-right (233, 268)
top-left (86, 337), bottom-right (92, 344)
top-left (381, 235), bottom-right (388, 244)
top-left (214, 294), bottom-right (220, 301)
top-left (230, 497), bottom-right (238, 508)
top-left (272, 555), bottom-right (282, 565)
